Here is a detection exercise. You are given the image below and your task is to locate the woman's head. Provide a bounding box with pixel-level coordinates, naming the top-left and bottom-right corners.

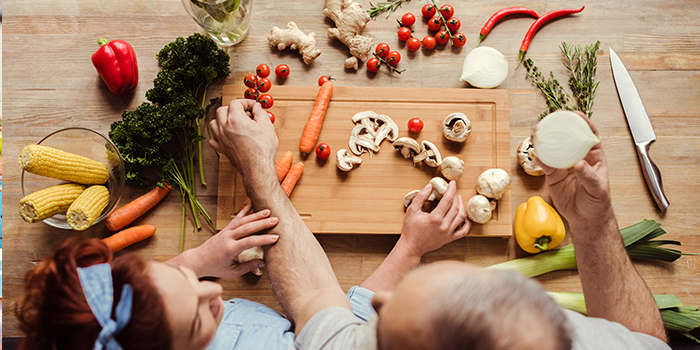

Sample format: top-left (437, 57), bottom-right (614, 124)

top-left (16, 238), bottom-right (173, 350)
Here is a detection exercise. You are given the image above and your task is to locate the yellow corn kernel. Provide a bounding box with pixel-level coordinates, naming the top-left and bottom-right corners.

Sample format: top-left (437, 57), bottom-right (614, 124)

top-left (67, 185), bottom-right (110, 231)
top-left (19, 144), bottom-right (110, 185)
top-left (19, 183), bottom-right (87, 223)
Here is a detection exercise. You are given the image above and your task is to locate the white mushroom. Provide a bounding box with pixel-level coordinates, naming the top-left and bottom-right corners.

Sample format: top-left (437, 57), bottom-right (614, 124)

top-left (352, 111), bottom-right (379, 137)
top-left (403, 189), bottom-right (420, 208)
top-left (414, 140), bottom-right (442, 167)
top-left (348, 124), bottom-right (379, 155)
top-left (466, 195), bottom-right (497, 224)
top-left (440, 156), bottom-right (465, 181)
top-left (393, 137), bottom-right (421, 159)
top-left (337, 149), bottom-right (363, 171)
top-left (373, 114), bottom-right (399, 146)
top-left (237, 246), bottom-right (265, 275)
top-left (428, 177), bottom-right (449, 201)
top-left (475, 168), bottom-right (511, 199)
top-left (443, 113), bottom-right (472, 142)
top-left (517, 137), bottom-right (545, 176)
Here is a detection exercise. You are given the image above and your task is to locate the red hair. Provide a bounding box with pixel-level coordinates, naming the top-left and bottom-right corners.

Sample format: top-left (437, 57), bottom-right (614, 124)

top-left (16, 238), bottom-right (173, 350)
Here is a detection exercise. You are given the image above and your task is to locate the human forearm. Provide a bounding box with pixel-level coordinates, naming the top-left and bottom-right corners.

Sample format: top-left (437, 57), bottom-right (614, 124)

top-left (360, 240), bottom-right (422, 293)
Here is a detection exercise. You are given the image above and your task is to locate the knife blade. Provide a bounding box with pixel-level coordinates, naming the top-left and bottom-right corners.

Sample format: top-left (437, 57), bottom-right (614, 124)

top-left (609, 47), bottom-right (669, 211)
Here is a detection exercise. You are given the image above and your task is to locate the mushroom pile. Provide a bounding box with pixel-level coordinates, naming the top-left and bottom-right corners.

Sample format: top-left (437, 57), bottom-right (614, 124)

top-left (337, 111), bottom-right (398, 171)
top-left (393, 137), bottom-right (465, 181)
top-left (466, 168), bottom-right (511, 224)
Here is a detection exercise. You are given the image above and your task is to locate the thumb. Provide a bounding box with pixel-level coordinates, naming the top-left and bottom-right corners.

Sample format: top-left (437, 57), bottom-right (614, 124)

top-left (573, 160), bottom-right (605, 198)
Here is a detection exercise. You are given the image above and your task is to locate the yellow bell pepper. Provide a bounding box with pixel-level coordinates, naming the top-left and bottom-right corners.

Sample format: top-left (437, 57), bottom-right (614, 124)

top-left (514, 196), bottom-right (566, 254)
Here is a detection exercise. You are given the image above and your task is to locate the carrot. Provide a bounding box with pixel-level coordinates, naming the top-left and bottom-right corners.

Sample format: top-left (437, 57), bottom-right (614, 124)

top-left (105, 183), bottom-right (172, 231)
top-left (281, 162), bottom-right (304, 197)
top-left (238, 151), bottom-right (295, 212)
top-left (102, 225), bottom-right (156, 252)
top-left (299, 81), bottom-right (333, 155)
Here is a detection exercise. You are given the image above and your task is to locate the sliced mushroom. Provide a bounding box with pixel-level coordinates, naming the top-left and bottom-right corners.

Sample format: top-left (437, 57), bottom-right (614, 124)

top-left (337, 149), bottom-right (363, 171)
top-left (348, 124), bottom-right (380, 155)
top-left (414, 140), bottom-right (442, 167)
top-left (517, 137), bottom-right (545, 176)
top-left (440, 156), bottom-right (465, 181)
top-left (443, 113), bottom-right (472, 142)
top-left (466, 195), bottom-right (496, 224)
top-left (393, 137), bottom-right (421, 159)
top-left (403, 189), bottom-right (420, 208)
top-left (373, 114), bottom-right (399, 146)
top-left (428, 177), bottom-right (449, 201)
top-left (352, 111), bottom-right (379, 137)
top-left (475, 168), bottom-right (511, 199)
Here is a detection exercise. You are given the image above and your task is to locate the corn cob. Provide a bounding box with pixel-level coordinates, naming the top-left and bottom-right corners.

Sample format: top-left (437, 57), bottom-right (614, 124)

top-left (19, 183), bottom-right (86, 223)
top-left (19, 144), bottom-right (110, 185)
top-left (66, 185), bottom-right (110, 231)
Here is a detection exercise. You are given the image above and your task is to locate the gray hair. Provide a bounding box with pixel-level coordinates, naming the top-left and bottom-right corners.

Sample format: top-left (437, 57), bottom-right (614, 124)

top-left (428, 269), bottom-right (572, 350)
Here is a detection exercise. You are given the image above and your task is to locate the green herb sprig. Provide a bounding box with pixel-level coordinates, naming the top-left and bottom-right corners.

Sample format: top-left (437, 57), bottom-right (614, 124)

top-left (368, 0), bottom-right (410, 19)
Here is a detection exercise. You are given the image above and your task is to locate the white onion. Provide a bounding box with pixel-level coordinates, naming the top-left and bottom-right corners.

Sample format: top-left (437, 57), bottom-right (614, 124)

top-left (532, 110), bottom-right (601, 169)
top-left (460, 46), bottom-right (508, 89)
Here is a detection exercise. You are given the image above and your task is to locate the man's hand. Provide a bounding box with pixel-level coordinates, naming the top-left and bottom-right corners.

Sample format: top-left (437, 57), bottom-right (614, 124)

top-left (209, 99), bottom-right (278, 180)
top-left (167, 202), bottom-right (279, 278)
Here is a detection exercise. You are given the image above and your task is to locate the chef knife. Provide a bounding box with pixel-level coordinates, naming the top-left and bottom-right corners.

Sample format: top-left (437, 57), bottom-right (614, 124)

top-left (609, 47), bottom-right (669, 211)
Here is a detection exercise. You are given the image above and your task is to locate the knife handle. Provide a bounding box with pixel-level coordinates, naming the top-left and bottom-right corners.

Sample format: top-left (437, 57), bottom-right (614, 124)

top-left (635, 141), bottom-right (670, 211)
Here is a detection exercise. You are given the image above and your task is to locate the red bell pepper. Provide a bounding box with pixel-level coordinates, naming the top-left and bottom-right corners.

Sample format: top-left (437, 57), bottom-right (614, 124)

top-left (91, 38), bottom-right (138, 96)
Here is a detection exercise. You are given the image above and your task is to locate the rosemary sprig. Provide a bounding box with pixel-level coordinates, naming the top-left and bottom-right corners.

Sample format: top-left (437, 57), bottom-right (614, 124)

top-left (562, 40), bottom-right (601, 119)
top-left (524, 58), bottom-right (570, 119)
top-left (368, 0), bottom-right (410, 19)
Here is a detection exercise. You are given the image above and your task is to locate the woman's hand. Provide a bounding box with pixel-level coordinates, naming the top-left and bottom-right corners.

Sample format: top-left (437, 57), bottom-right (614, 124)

top-left (168, 202), bottom-right (279, 278)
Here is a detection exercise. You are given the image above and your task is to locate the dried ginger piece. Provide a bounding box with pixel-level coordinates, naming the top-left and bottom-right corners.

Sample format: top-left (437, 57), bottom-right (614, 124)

top-left (323, 0), bottom-right (373, 70)
top-left (268, 22), bottom-right (322, 65)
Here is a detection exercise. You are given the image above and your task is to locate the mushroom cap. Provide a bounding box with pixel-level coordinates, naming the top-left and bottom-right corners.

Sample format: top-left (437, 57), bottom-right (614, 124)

top-left (466, 195), bottom-right (493, 224)
top-left (416, 140), bottom-right (442, 167)
top-left (238, 246), bottom-right (265, 275)
top-left (393, 137), bottom-right (421, 159)
top-left (349, 124), bottom-right (379, 155)
top-left (403, 189), bottom-right (420, 208)
top-left (428, 177), bottom-right (449, 201)
top-left (443, 113), bottom-right (472, 142)
top-left (475, 168), bottom-right (511, 199)
top-left (517, 137), bottom-right (545, 176)
top-left (440, 156), bottom-right (465, 181)
top-left (337, 149), bottom-right (363, 171)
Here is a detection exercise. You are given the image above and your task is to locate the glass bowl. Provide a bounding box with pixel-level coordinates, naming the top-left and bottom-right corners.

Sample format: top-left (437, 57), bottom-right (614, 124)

top-left (21, 127), bottom-right (125, 230)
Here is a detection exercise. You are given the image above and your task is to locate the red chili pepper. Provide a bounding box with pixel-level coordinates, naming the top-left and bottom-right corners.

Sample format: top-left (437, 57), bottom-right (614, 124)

top-left (91, 38), bottom-right (138, 96)
top-left (479, 7), bottom-right (539, 45)
top-left (519, 6), bottom-right (585, 65)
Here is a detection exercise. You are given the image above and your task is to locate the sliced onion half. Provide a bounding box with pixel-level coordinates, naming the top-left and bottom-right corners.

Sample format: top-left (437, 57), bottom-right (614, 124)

top-left (532, 111), bottom-right (601, 169)
top-left (460, 46), bottom-right (508, 89)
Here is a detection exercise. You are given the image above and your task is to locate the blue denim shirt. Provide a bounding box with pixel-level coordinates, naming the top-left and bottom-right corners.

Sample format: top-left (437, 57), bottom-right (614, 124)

top-left (206, 286), bottom-right (376, 350)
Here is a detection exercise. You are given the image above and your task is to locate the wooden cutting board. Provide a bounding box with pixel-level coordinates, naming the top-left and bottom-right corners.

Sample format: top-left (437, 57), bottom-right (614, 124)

top-left (217, 85), bottom-right (512, 237)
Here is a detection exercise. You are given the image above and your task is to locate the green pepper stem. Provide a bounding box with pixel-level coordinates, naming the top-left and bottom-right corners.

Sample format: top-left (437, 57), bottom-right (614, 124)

top-left (98, 38), bottom-right (109, 47)
top-left (534, 236), bottom-right (553, 251)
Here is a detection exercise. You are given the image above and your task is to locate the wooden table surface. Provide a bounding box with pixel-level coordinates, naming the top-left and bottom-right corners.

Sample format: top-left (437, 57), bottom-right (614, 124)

top-left (3, 0), bottom-right (700, 339)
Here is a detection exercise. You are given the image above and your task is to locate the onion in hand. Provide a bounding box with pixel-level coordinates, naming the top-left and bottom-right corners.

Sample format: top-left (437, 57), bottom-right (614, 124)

top-left (460, 46), bottom-right (508, 89)
top-left (532, 111), bottom-right (600, 169)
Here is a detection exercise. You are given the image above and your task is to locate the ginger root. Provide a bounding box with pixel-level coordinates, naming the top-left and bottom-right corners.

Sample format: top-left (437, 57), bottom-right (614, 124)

top-left (323, 0), bottom-right (373, 70)
top-left (237, 246), bottom-right (264, 276)
top-left (268, 22), bottom-right (322, 65)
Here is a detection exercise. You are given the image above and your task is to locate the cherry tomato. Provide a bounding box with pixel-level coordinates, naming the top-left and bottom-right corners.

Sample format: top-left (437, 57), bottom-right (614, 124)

top-left (244, 74), bottom-right (257, 88)
top-left (452, 33), bottom-right (467, 47)
top-left (421, 4), bottom-right (436, 18)
top-left (439, 5), bottom-right (454, 20)
top-left (244, 88), bottom-right (257, 100)
top-left (259, 94), bottom-right (274, 108)
top-left (435, 30), bottom-right (450, 45)
top-left (367, 57), bottom-right (381, 72)
top-left (422, 36), bottom-right (436, 50)
top-left (375, 43), bottom-right (390, 58)
top-left (428, 16), bottom-right (443, 32)
top-left (407, 118), bottom-right (424, 133)
top-left (318, 75), bottom-right (335, 86)
top-left (275, 64), bottom-right (290, 78)
top-left (256, 64), bottom-right (270, 78)
top-left (267, 111), bottom-right (275, 124)
top-left (407, 37), bottom-right (421, 52)
top-left (446, 17), bottom-right (461, 32)
top-left (315, 143), bottom-right (331, 159)
top-left (400, 13), bottom-right (416, 26)
top-left (257, 78), bottom-right (271, 93)
top-left (386, 51), bottom-right (401, 66)
top-left (397, 27), bottom-right (412, 42)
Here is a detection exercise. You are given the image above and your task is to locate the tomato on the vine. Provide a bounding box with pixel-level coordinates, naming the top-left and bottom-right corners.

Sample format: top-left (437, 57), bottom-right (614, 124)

top-left (397, 27), bottom-right (412, 42)
top-left (421, 4), bottom-right (436, 18)
top-left (244, 74), bottom-right (257, 88)
top-left (407, 118), bottom-right (424, 133)
top-left (400, 13), bottom-right (416, 26)
top-left (386, 51), bottom-right (401, 66)
top-left (256, 64), bottom-right (270, 78)
top-left (275, 64), bottom-right (290, 78)
top-left (367, 57), bottom-right (381, 72)
top-left (268, 111), bottom-right (276, 124)
top-left (422, 36), bottom-right (436, 50)
top-left (318, 75), bottom-right (334, 86)
top-left (407, 37), bottom-right (421, 52)
top-left (244, 88), bottom-right (257, 100)
top-left (446, 17), bottom-right (461, 32)
top-left (259, 94), bottom-right (274, 108)
top-left (375, 43), bottom-right (390, 58)
top-left (452, 33), bottom-right (467, 47)
top-left (257, 78), bottom-right (271, 92)
top-left (435, 30), bottom-right (450, 45)
top-left (428, 16), bottom-right (443, 32)
top-left (315, 143), bottom-right (331, 159)
top-left (439, 5), bottom-right (454, 20)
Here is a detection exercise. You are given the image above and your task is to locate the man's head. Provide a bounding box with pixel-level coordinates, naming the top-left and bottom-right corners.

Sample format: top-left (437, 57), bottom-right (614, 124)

top-left (371, 261), bottom-right (572, 350)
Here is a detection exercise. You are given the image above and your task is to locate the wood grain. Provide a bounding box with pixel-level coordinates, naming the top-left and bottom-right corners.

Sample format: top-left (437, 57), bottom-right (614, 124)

top-left (218, 85), bottom-right (512, 236)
